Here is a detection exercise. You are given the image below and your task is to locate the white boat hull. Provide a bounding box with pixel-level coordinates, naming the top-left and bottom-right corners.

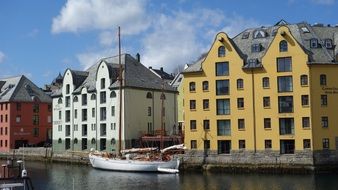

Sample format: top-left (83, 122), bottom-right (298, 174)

top-left (89, 154), bottom-right (180, 173)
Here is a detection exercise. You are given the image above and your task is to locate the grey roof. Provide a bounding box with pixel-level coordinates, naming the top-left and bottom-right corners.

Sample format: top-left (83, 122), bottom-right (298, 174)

top-left (149, 68), bottom-right (174, 80)
top-left (52, 54), bottom-right (176, 97)
top-left (0, 75), bottom-right (52, 103)
top-left (170, 73), bottom-right (183, 89)
top-left (184, 20), bottom-right (338, 73)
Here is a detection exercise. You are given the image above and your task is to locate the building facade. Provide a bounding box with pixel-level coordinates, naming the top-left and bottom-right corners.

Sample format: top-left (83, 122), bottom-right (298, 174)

top-left (52, 54), bottom-right (177, 153)
top-left (0, 75), bottom-right (52, 152)
top-left (183, 21), bottom-right (338, 166)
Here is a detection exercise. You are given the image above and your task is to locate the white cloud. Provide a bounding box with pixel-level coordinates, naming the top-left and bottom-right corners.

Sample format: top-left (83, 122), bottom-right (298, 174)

top-left (311, 0), bottom-right (335, 5)
top-left (77, 48), bottom-right (117, 70)
top-left (27, 28), bottom-right (39, 38)
top-left (52, 0), bottom-right (150, 35)
top-left (0, 51), bottom-right (5, 63)
top-left (141, 9), bottom-right (225, 73)
top-left (221, 15), bottom-right (262, 38)
top-left (99, 31), bottom-right (115, 47)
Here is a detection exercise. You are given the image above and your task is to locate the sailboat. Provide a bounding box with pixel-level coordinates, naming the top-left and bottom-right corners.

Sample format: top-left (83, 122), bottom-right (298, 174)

top-left (88, 27), bottom-right (185, 173)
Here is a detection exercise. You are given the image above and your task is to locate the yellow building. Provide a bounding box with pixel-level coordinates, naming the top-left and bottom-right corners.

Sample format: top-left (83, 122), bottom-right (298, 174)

top-left (182, 20), bottom-right (338, 166)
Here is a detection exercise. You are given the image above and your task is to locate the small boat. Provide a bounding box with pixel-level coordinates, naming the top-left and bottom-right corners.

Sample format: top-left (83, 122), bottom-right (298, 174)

top-left (89, 144), bottom-right (185, 173)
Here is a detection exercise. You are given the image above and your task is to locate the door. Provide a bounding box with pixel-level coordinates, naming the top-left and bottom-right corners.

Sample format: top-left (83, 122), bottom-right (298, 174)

top-left (15, 140), bottom-right (28, 149)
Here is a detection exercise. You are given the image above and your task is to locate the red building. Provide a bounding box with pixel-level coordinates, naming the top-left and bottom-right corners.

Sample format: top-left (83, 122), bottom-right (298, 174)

top-left (0, 75), bottom-right (52, 152)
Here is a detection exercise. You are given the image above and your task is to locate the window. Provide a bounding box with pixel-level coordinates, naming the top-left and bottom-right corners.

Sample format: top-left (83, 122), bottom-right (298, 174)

top-left (238, 119), bottom-right (245, 130)
top-left (111, 106), bottom-right (115, 116)
top-left (33, 128), bottom-right (39, 137)
top-left (237, 98), bottom-right (244, 109)
top-left (320, 74), bottom-right (327, 85)
top-left (321, 95), bottom-right (327, 106)
top-left (190, 100), bottom-right (196, 110)
top-left (147, 107), bottom-right (151, 116)
top-left (160, 94), bottom-right (166, 100)
top-left (218, 140), bottom-right (231, 154)
top-left (262, 77), bottom-right (270, 88)
top-left (58, 125), bottom-right (62, 131)
top-left (189, 82), bottom-right (196, 92)
top-left (301, 95), bottom-right (309, 106)
top-left (91, 138), bottom-right (96, 144)
top-left (58, 98), bottom-right (62, 104)
top-left (16, 103), bottom-right (21, 111)
top-left (202, 81), bottom-right (209, 91)
top-left (74, 124), bottom-right (78, 131)
top-left (218, 46), bottom-right (225, 57)
top-left (300, 75), bottom-right (308, 86)
top-left (74, 138), bottom-right (78, 144)
top-left (204, 140), bottom-right (210, 150)
top-left (217, 120), bottom-right (231, 136)
top-left (16, 115), bottom-right (21, 123)
top-left (111, 123), bottom-right (116, 130)
top-left (66, 84), bottom-right (70, 94)
top-left (74, 109), bottom-right (78, 119)
top-left (322, 138), bottom-right (329, 149)
top-left (48, 105), bottom-right (52, 112)
top-left (216, 62), bottom-right (229, 76)
top-left (263, 97), bottom-right (270, 108)
top-left (100, 124), bottom-right (107, 136)
top-left (203, 99), bottom-right (209, 110)
top-left (33, 115), bottom-right (39, 125)
top-left (242, 32), bottom-right (249, 39)
top-left (82, 125), bottom-right (88, 136)
top-left (251, 44), bottom-right (261, 52)
top-left (65, 96), bottom-right (70, 107)
top-left (65, 125), bottom-right (70, 137)
top-left (58, 138), bottom-right (62, 144)
top-left (146, 92), bottom-right (152, 99)
top-left (191, 140), bottom-right (197, 149)
top-left (264, 118), bottom-right (271, 129)
top-left (239, 140), bottom-right (245, 149)
top-left (216, 80), bottom-right (229, 95)
top-left (310, 38), bottom-right (318, 48)
top-left (303, 139), bottom-right (311, 149)
top-left (253, 30), bottom-right (266, 38)
top-left (73, 96), bottom-right (78, 102)
top-left (277, 57), bottom-right (292, 72)
top-left (302, 117), bottom-right (310, 128)
top-left (278, 96), bottom-right (293, 113)
top-left (65, 111), bottom-right (70, 122)
top-left (325, 39), bottom-right (333, 49)
top-left (278, 76), bottom-right (293, 92)
top-left (82, 109), bottom-right (87, 121)
top-left (101, 78), bottom-right (105, 89)
top-left (100, 91), bottom-right (106, 104)
top-left (91, 94), bottom-right (96, 100)
top-left (190, 120), bottom-right (196, 130)
top-left (110, 91), bottom-right (116, 98)
top-left (203, 120), bottom-right (210, 130)
top-left (265, 140), bottom-right (272, 149)
top-left (33, 104), bottom-right (39, 113)
top-left (321, 117), bottom-right (328, 128)
top-left (100, 107), bottom-right (106, 121)
top-left (237, 79), bottom-right (243, 89)
top-left (216, 99), bottom-right (230, 115)
top-left (279, 40), bottom-right (288, 52)
top-left (279, 118), bottom-right (294, 135)
top-left (82, 94), bottom-right (87, 106)
top-left (280, 140), bottom-right (295, 154)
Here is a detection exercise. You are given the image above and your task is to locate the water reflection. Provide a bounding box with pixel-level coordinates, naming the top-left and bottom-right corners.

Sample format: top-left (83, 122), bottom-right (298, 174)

top-left (18, 161), bottom-right (338, 190)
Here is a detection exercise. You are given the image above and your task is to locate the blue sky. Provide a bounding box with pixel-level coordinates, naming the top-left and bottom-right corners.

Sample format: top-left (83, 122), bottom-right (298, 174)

top-left (0, 0), bottom-right (337, 87)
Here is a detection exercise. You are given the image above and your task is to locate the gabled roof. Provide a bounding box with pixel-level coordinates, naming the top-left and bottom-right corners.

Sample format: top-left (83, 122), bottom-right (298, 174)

top-left (184, 20), bottom-right (338, 73)
top-left (149, 67), bottom-right (174, 80)
top-left (52, 54), bottom-right (176, 97)
top-left (0, 75), bottom-right (52, 103)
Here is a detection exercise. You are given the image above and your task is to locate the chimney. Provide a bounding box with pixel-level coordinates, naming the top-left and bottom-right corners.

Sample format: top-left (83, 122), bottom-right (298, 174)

top-left (160, 67), bottom-right (163, 72)
top-left (136, 53), bottom-right (140, 62)
top-left (148, 66), bottom-right (152, 69)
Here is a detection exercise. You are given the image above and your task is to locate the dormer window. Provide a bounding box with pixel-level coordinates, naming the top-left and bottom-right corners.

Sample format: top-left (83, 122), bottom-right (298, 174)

top-left (242, 32), bottom-right (249, 39)
top-left (279, 40), bottom-right (288, 52)
top-left (251, 44), bottom-right (261, 52)
top-left (310, 38), bottom-right (318, 48)
top-left (66, 84), bottom-right (70, 94)
top-left (324, 39), bottom-right (332, 49)
top-left (301, 27), bottom-right (310, 33)
top-left (218, 46), bottom-right (226, 57)
top-left (253, 30), bottom-right (266, 39)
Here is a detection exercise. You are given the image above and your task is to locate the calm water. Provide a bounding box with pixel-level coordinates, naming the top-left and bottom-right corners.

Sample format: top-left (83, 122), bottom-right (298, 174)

top-left (13, 161), bottom-right (338, 190)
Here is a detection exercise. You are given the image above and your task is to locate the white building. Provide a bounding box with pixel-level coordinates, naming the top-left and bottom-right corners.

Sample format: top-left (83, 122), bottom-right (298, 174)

top-left (52, 54), bottom-right (177, 152)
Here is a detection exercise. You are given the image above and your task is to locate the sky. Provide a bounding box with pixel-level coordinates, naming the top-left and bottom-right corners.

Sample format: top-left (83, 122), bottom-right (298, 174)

top-left (0, 0), bottom-right (337, 87)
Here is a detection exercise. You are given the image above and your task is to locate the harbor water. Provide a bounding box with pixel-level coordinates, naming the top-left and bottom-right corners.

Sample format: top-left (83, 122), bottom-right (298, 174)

top-left (10, 161), bottom-right (338, 190)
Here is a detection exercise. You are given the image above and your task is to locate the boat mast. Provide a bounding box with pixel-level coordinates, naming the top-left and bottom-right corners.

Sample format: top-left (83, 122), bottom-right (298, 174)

top-left (160, 80), bottom-right (164, 150)
top-left (118, 26), bottom-right (123, 156)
